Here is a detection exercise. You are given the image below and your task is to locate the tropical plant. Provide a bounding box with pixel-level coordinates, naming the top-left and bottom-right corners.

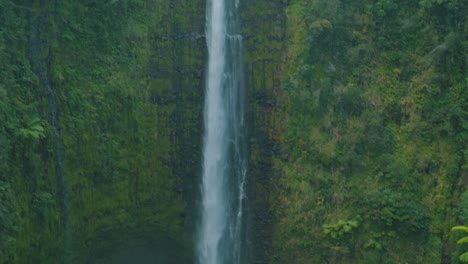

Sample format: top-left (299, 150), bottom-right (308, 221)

top-left (452, 226), bottom-right (468, 263)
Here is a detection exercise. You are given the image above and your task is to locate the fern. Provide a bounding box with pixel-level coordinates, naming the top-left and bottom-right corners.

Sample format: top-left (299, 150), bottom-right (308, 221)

top-left (460, 252), bottom-right (468, 263)
top-left (458, 237), bottom-right (468, 245)
top-left (18, 117), bottom-right (45, 140)
top-left (453, 226), bottom-right (468, 232)
top-left (452, 226), bottom-right (468, 263)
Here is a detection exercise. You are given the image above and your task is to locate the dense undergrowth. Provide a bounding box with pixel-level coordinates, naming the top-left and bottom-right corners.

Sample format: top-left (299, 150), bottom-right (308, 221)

top-left (271, 0), bottom-right (467, 263)
top-left (1, 0), bottom-right (204, 262)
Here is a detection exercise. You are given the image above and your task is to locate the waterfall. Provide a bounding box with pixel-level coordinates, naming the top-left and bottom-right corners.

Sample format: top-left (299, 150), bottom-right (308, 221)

top-left (27, 5), bottom-right (71, 260)
top-left (45, 80), bottom-right (71, 254)
top-left (198, 0), bottom-right (248, 263)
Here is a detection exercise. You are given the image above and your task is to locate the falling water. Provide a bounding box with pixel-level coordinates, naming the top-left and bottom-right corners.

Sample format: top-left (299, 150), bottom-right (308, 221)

top-left (27, 6), bottom-right (72, 260)
top-left (198, 0), bottom-right (248, 263)
top-left (45, 80), bottom-right (71, 246)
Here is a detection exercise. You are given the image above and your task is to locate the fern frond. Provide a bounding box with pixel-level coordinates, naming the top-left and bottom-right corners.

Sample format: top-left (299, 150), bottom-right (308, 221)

top-left (458, 237), bottom-right (468, 244)
top-left (452, 226), bottom-right (468, 232)
top-left (459, 252), bottom-right (468, 263)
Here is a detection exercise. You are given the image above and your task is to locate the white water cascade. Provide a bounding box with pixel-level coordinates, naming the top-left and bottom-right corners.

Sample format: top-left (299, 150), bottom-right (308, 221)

top-left (198, 0), bottom-right (248, 263)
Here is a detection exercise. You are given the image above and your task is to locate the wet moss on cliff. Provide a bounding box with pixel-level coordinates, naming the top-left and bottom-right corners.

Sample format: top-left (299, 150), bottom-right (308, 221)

top-left (271, 0), bottom-right (467, 263)
top-left (1, 0), bottom-right (466, 263)
top-left (1, 0), bottom-right (205, 262)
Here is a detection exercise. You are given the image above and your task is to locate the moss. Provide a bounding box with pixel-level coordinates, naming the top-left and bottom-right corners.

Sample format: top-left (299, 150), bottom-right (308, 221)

top-left (270, 0), bottom-right (466, 263)
top-left (1, 0), bottom-right (205, 262)
top-left (1, 0), bottom-right (466, 263)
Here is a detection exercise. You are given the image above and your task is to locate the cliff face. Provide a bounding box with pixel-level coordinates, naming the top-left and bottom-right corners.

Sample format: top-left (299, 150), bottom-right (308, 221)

top-left (241, 0), bottom-right (287, 262)
top-left (270, 1), bottom-right (467, 263)
top-left (1, 0), bottom-right (205, 262)
top-left (0, 0), bottom-right (466, 263)
top-left (1, 0), bottom-right (283, 262)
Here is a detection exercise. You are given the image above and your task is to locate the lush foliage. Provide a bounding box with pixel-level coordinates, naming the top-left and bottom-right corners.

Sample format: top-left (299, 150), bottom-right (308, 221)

top-left (271, 0), bottom-right (467, 263)
top-left (452, 226), bottom-right (468, 263)
top-left (0, 0), bottom-right (466, 263)
top-left (0, 0), bottom-right (205, 262)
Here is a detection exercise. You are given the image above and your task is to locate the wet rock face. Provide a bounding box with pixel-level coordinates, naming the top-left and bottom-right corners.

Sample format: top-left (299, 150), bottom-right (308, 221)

top-left (240, 0), bottom-right (287, 263)
top-left (2, 0), bottom-right (206, 262)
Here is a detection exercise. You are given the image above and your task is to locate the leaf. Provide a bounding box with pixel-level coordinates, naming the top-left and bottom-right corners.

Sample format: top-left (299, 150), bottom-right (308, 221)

top-left (30, 124), bottom-right (44, 133)
top-left (349, 220), bottom-right (358, 227)
top-left (452, 226), bottom-right (468, 232)
top-left (343, 225), bottom-right (352, 232)
top-left (460, 252), bottom-right (468, 263)
top-left (457, 237), bottom-right (468, 244)
top-left (18, 121), bottom-right (45, 140)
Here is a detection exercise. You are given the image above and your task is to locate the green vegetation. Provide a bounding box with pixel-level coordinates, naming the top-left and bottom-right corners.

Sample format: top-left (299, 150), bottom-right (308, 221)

top-left (270, 0), bottom-right (467, 263)
top-left (452, 226), bottom-right (468, 263)
top-left (1, 0), bottom-right (204, 262)
top-left (0, 0), bottom-right (466, 263)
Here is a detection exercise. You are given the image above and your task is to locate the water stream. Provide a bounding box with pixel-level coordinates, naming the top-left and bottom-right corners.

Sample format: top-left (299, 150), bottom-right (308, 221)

top-left (27, 5), bottom-right (71, 260)
top-left (198, 0), bottom-right (248, 263)
top-left (45, 80), bottom-right (71, 253)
